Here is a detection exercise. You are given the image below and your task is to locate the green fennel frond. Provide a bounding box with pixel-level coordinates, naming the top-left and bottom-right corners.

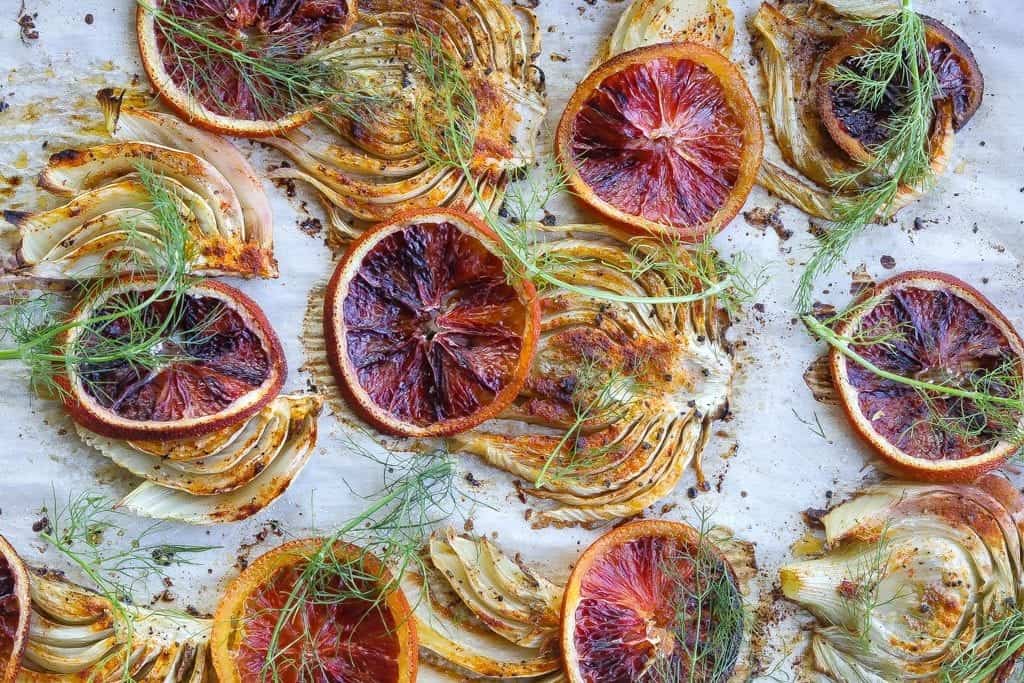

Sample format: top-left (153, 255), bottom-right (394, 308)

top-left (0, 164), bottom-right (201, 400)
top-left (534, 356), bottom-right (649, 488)
top-left (259, 443), bottom-right (464, 683)
top-left (835, 522), bottom-right (908, 651)
top-left (138, 0), bottom-right (385, 126)
top-left (652, 505), bottom-right (748, 682)
top-left (940, 607), bottom-right (1024, 682)
top-left (796, 2), bottom-right (940, 312)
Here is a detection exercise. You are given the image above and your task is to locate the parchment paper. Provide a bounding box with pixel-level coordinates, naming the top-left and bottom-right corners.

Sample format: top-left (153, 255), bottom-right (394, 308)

top-left (0, 0), bottom-right (1019, 680)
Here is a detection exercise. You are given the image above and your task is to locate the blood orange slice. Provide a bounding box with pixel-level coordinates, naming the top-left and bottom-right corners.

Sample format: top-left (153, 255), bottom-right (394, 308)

top-left (818, 19), bottom-right (982, 163)
top-left (0, 535), bottom-right (29, 683)
top-left (562, 520), bottom-right (745, 683)
top-left (556, 43), bottom-right (763, 240)
top-left (137, 0), bottom-right (356, 137)
top-left (324, 209), bottom-right (540, 437)
top-left (59, 277), bottom-right (286, 441)
top-left (211, 538), bottom-right (417, 683)
top-left (831, 271), bottom-right (1024, 482)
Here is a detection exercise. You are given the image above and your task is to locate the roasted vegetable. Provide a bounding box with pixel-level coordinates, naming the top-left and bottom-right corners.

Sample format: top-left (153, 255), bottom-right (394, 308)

top-left (781, 474), bottom-right (1024, 680)
top-left (77, 394), bottom-right (323, 525)
top-left (4, 91), bottom-right (276, 280)
top-left (264, 0), bottom-right (546, 231)
top-left (404, 530), bottom-right (562, 679)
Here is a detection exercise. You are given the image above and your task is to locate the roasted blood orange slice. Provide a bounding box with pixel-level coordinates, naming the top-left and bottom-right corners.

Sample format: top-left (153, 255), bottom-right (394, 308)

top-left (923, 17), bottom-right (984, 131)
top-left (58, 277), bottom-right (286, 441)
top-left (324, 209), bottom-right (540, 437)
top-left (211, 538), bottom-right (417, 683)
top-left (0, 535), bottom-right (29, 683)
top-left (562, 520), bottom-right (744, 683)
top-left (556, 43), bottom-right (763, 240)
top-left (137, 0), bottom-right (356, 137)
top-left (818, 19), bottom-right (983, 162)
top-left (831, 271), bottom-right (1024, 482)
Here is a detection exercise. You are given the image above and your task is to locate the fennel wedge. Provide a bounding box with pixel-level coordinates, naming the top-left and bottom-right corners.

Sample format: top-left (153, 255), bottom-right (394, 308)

top-left (781, 474), bottom-right (1024, 681)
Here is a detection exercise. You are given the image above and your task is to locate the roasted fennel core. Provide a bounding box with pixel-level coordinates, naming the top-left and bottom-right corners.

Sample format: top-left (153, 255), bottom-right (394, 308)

top-left (0, 165), bottom-right (204, 401)
top-left (796, 2), bottom-right (939, 310)
top-left (36, 491), bottom-right (215, 683)
top-left (258, 444), bottom-right (463, 683)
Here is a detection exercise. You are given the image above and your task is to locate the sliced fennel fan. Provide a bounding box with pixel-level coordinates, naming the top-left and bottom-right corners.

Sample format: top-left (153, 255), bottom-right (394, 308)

top-left (3, 90), bottom-right (276, 280)
top-left (77, 394), bottom-right (323, 525)
top-left (263, 0), bottom-right (546, 233)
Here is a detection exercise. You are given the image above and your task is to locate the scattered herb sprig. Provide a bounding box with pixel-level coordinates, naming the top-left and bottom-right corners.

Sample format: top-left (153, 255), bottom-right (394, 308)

top-left (835, 522), bottom-right (907, 651)
top-left (138, 0), bottom-right (383, 126)
top-left (259, 441), bottom-right (464, 682)
top-left (533, 357), bottom-right (649, 488)
top-left (796, 0), bottom-right (940, 311)
top-left (804, 307), bottom-right (1024, 453)
top-left (940, 607), bottom-right (1024, 682)
top-left (653, 506), bottom-right (748, 681)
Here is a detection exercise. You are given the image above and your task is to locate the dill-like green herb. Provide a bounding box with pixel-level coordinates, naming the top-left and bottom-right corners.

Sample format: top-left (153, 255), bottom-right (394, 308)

top-left (652, 506), bottom-right (748, 682)
top-left (138, 0), bottom-right (384, 126)
top-left (940, 607), bottom-right (1024, 682)
top-left (37, 490), bottom-right (216, 683)
top-left (0, 165), bottom-right (202, 400)
top-left (259, 442), bottom-right (464, 682)
top-left (533, 357), bottom-right (648, 488)
top-left (406, 33), bottom-right (759, 309)
top-left (791, 408), bottom-right (829, 441)
top-left (795, 1), bottom-right (940, 311)
top-left (804, 310), bottom-right (1024, 452)
top-left (628, 233), bottom-right (769, 317)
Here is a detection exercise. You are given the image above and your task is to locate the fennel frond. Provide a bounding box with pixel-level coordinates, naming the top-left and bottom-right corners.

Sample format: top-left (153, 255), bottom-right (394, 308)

top-left (795, 2), bottom-right (940, 311)
top-left (533, 356), bottom-right (649, 488)
top-left (835, 522), bottom-right (907, 651)
top-left (259, 442), bottom-right (464, 683)
top-left (138, 0), bottom-right (384, 125)
top-left (940, 607), bottom-right (1024, 682)
top-left (0, 165), bottom-right (201, 400)
top-left (804, 307), bottom-right (1024, 455)
top-left (652, 505), bottom-right (748, 682)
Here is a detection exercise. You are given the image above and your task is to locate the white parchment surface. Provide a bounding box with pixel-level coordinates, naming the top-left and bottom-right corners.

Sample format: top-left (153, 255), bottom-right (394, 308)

top-left (0, 0), bottom-right (1019, 679)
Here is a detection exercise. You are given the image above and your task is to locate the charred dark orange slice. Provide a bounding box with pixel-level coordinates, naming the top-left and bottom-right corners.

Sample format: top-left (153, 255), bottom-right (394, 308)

top-left (831, 271), bottom-right (1024, 482)
top-left (556, 42), bottom-right (763, 240)
top-left (324, 208), bottom-right (540, 437)
top-left (211, 538), bottom-right (417, 683)
top-left (0, 536), bottom-right (29, 683)
top-left (818, 18), bottom-right (983, 161)
top-left (562, 520), bottom-right (744, 683)
top-left (59, 277), bottom-right (286, 441)
top-left (137, 0), bottom-right (356, 136)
